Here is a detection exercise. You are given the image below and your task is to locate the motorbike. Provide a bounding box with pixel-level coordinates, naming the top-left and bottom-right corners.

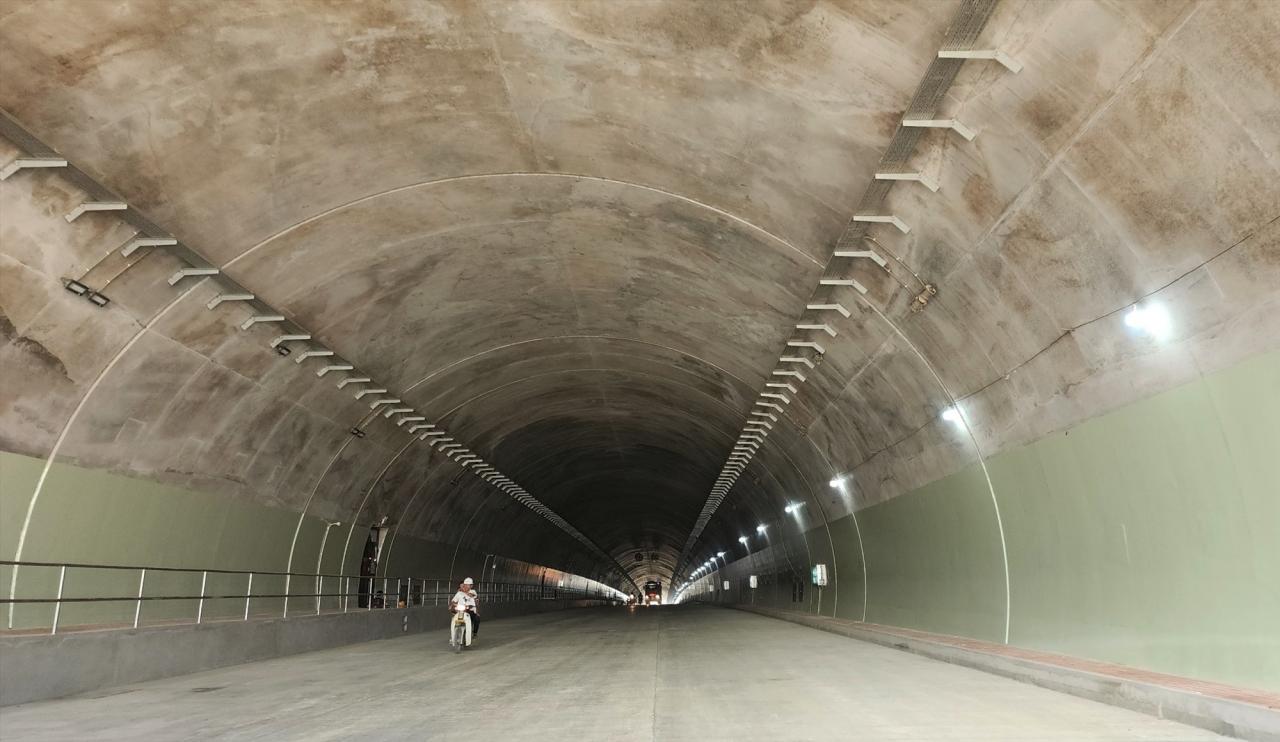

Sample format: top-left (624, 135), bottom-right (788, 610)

top-left (450, 609), bottom-right (473, 652)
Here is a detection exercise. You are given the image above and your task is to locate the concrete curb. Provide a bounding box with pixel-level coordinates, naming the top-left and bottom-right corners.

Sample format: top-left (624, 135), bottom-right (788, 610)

top-left (730, 604), bottom-right (1280, 742)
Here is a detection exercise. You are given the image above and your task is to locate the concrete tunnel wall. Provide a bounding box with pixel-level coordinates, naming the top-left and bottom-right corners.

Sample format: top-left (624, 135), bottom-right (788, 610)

top-left (0, 0), bottom-right (1278, 699)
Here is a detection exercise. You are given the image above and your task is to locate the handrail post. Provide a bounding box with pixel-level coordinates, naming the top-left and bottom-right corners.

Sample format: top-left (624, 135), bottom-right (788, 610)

top-left (134, 568), bottom-right (147, 629)
top-left (434, 580), bottom-right (439, 607)
top-left (50, 565), bottom-right (66, 635)
top-left (395, 578), bottom-right (401, 609)
top-left (382, 577), bottom-right (388, 609)
top-left (244, 572), bottom-right (253, 621)
top-left (343, 576), bottom-right (349, 612)
top-left (316, 575), bottom-right (322, 615)
top-left (196, 570), bottom-right (208, 624)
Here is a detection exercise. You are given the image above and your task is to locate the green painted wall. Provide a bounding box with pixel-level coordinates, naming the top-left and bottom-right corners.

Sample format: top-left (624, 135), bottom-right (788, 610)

top-left (703, 350), bottom-right (1279, 691)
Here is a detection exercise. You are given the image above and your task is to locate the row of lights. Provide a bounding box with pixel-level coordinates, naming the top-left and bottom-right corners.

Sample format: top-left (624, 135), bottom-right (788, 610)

top-left (2, 133), bottom-right (637, 592)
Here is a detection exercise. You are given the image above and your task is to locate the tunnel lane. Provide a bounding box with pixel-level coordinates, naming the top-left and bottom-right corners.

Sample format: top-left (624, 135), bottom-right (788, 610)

top-left (0, 606), bottom-right (1230, 741)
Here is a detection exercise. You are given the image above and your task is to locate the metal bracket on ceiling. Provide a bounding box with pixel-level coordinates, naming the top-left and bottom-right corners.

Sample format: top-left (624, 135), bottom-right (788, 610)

top-left (399, 417), bottom-right (426, 428)
top-left (0, 156), bottom-right (67, 180)
top-left (760, 392), bottom-right (790, 404)
top-left (337, 376), bottom-right (372, 389)
top-left (407, 423), bottom-right (430, 433)
top-left (873, 171), bottom-right (940, 192)
top-left (121, 237), bottom-right (178, 257)
top-left (754, 401), bottom-right (784, 413)
top-left (786, 340), bottom-right (825, 354)
top-left (902, 118), bottom-right (977, 141)
top-left (382, 407), bottom-right (413, 418)
top-left (819, 277), bottom-right (868, 295)
top-left (316, 363), bottom-right (354, 378)
top-left (795, 323), bottom-right (836, 338)
top-left (168, 267), bottom-right (219, 285)
top-left (764, 383), bottom-right (795, 395)
top-left (852, 214), bottom-right (911, 234)
top-left (241, 314), bottom-right (285, 330)
top-left (353, 388), bottom-right (386, 400)
top-left (749, 410), bottom-right (777, 422)
top-left (778, 356), bottom-right (814, 370)
top-left (421, 431), bottom-right (448, 441)
top-left (270, 333), bottom-right (311, 349)
top-left (206, 293), bottom-right (254, 310)
top-left (64, 201), bottom-right (127, 222)
top-left (938, 48), bottom-right (1022, 73)
top-left (294, 349), bottom-right (334, 364)
top-left (806, 302), bottom-right (851, 319)
top-left (369, 398), bottom-right (401, 409)
top-left (832, 250), bottom-right (888, 269)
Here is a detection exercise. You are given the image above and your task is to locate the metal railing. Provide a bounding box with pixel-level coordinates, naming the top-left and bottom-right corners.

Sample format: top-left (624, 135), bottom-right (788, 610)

top-left (0, 560), bottom-right (615, 635)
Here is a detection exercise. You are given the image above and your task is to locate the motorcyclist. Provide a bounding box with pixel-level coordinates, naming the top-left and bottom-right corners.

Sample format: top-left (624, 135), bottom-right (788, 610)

top-left (450, 577), bottom-right (480, 638)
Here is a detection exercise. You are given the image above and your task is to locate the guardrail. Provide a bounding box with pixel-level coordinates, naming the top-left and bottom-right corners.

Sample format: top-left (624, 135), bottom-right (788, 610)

top-left (0, 560), bottom-right (614, 634)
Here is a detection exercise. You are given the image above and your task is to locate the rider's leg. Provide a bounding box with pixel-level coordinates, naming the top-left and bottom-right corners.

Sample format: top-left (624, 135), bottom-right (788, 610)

top-left (470, 611), bottom-right (480, 637)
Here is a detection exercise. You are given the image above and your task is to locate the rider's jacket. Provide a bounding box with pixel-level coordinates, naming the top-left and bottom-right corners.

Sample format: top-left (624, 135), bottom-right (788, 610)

top-left (451, 589), bottom-right (477, 612)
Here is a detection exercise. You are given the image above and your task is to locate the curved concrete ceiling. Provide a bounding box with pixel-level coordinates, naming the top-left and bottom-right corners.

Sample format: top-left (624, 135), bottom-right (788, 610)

top-left (2, 0), bottom-right (1278, 593)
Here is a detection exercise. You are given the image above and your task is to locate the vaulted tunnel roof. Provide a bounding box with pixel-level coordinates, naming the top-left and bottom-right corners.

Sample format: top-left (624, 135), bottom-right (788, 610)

top-left (3, 0), bottom-right (1277, 592)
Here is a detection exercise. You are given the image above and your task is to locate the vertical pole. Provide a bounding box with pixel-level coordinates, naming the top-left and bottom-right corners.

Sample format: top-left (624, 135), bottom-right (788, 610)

top-left (434, 580), bottom-right (439, 607)
top-left (343, 576), bottom-right (349, 613)
top-left (395, 578), bottom-right (401, 609)
top-left (316, 575), bottom-right (323, 615)
top-left (244, 572), bottom-right (253, 621)
top-left (382, 577), bottom-right (388, 609)
top-left (134, 568), bottom-right (147, 629)
top-left (50, 565), bottom-right (66, 635)
top-left (196, 570), bottom-right (208, 624)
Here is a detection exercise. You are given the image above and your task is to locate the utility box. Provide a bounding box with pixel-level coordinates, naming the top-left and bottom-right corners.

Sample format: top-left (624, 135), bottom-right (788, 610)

top-left (811, 564), bottom-right (829, 586)
top-left (749, 575), bottom-right (758, 589)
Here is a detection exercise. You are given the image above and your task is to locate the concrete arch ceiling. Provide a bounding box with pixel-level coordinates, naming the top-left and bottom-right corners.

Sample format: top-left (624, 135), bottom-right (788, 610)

top-left (5, 0), bottom-right (1279, 593)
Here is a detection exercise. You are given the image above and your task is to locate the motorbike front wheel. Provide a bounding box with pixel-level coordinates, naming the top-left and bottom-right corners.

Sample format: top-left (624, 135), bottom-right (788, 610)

top-left (452, 620), bottom-right (465, 652)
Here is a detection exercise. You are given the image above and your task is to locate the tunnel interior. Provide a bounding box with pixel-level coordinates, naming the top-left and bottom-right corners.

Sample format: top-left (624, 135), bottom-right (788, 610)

top-left (1, 0), bottom-right (1278, 719)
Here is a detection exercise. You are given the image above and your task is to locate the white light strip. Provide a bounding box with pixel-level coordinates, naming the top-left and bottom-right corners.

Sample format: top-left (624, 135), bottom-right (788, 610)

top-left (764, 382), bottom-right (796, 394)
top-left (773, 369), bottom-right (807, 381)
top-left (398, 416), bottom-right (426, 427)
top-left (382, 407), bottom-right (413, 418)
top-left (760, 392), bottom-right (790, 404)
top-left (754, 401), bottom-right (783, 412)
top-left (337, 377), bottom-right (372, 389)
top-left (749, 411), bottom-right (777, 422)
top-left (779, 356), bottom-right (815, 369)
top-left (832, 249), bottom-right (889, 268)
top-left (353, 388), bottom-right (386, 400)
top-left (369, 398), bottom-right (401, 409)
top-left (407, 424), bottom-right (430, 433)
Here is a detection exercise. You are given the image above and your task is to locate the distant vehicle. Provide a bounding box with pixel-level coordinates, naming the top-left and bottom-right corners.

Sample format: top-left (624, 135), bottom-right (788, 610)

top-left (643, 580), bottom-right (661, 605)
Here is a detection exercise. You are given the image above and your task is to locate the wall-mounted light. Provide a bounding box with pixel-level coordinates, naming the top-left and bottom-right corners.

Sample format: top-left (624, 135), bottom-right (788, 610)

top-left (64, 279), bottom-right (89, 296)
top-left (1124, 302), bottom-right (1172, 341)
top-left (756, 524), bottom-right (767, 534)
top-left (738, 536), bottom-right (748, 544)
top-left (716, 551), bottom-right (726, 558)
top-left (784, 502), bottom-right (802, 514)
top-left (349, 427), bottom-right (366, 439)
top-left (941, 406), bottom-right (963, 424)
top-left (86, 291), bottom-right (110, 308)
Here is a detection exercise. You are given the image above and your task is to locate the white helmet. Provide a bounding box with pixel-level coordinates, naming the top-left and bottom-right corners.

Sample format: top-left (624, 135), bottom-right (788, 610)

top-left (463, 577), bottom-right (474, 585)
